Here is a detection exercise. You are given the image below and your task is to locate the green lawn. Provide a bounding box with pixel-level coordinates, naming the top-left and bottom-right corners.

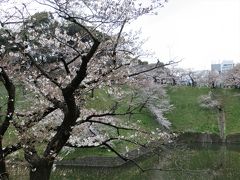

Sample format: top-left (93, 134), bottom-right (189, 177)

top-left (166, 86), bottom-right (240, 135)
top-left (85, 87), bottom-right (159, 131)
top-left (165, 86), bottom-right (219, 134)
top-left (1, 83), bottom-right (161, 159)
top-left (212, 88), bottom-right (240, 135)
top-left (3, 83), bottom-right (240, 159)
top-left (0, 83), bottom-right (33, 147)
top-left (63, 86), bottom-right (160, 159)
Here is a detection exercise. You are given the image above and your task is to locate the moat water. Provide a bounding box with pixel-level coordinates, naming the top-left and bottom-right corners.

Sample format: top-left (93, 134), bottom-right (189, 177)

top-left (50, 143), bottom-right (240, 180)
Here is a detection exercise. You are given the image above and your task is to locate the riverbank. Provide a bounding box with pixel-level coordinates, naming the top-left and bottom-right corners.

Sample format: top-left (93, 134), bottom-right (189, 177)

top-left (56, 132), bottom-right (240, 167)
top-left (57, 141), bottom-right (164, 167)
top-left (177, 132), bottom-right (240, 144)
top-left (166, 87), bottom-right (240, 135)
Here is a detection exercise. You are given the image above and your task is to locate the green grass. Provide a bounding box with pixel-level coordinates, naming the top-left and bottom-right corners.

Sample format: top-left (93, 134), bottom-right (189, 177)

top-left (0, 83), bottom-right (33, 147)
top-left (165, 86), bottom-right (219, 134)
top-left (166, 86), bottom-right (240, 135)
top-left (1, 83), bottom-right (161, 160)
top-left (2, 82), bottom-right (240, 160)
top-left (61, 86), bottom-right (160, 159)
top-left (85, 87), bottom-right (159, 131)
top-left (211, 88), bottom-right (240, 135)
top-left (0, 83), bottom-right (29, 110)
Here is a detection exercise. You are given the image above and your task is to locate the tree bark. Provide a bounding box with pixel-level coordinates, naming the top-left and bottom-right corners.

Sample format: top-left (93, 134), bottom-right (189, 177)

top-left (0, 140), bottom-right (8, 180)
top-left (0, 67), bottom-right (16, 180)
top-left (29, 158), bottom-right (53, 180)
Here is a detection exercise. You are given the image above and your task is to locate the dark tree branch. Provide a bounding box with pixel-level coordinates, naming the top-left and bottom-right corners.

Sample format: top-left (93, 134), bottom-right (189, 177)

top-left (59, 56), bottom-right (70, 74)
top-left (25, 53), bottom-right (61, 88)
top-left (103, 142), bottom-right (144, 171)
top-left (0, 67), bottom-right (15, 136)
top-left (43, 19), bottom-right (100, 157)
top-left (84, 119), bottom-right (147, 134)
top-left (14, 106), bottom-right (58, 131)
top-left (64, 39), bottom-right (100, 94)
top-left (129, 61), bottom-right (179, 77)
top-left (0, 66), bottom-right (15, 179)
top-left (0, 26), bottom-right (61, 88)
top-left (111, 19), bottom-right (127, 65)
top-left (103, 141), bottom-right (185, 172)
top-left (60, 14), bottom-right (98, 43)
top-left (3, 143), bottom-right (21, 157)
top-left (66, 54), bottom-right (82, 65)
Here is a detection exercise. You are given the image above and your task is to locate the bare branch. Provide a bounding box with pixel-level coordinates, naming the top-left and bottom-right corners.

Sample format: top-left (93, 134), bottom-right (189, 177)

top-left (64, 39), bottom-right (100, 94)
top-left (111, 19), bottom-right (127, 65)
top-left (129, 60), bottom-right (180, 77)
top-left (14, 106), bottom-right (58, 131)
top-left (0, 26), bottom-right (62, 88)
top-left (25, 53), bottom-right (61, 88)
top-left (3, 143), bottom-right (21, 157)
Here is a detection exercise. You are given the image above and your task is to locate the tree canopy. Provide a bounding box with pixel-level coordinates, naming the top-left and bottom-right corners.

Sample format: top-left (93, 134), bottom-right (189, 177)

top-left (0, 0), bottom-right (169, 179)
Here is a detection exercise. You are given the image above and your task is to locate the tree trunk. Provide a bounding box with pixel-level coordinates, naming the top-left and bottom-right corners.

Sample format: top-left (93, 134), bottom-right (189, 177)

top-left (91, 89), bottom-right (94, 98)
top-left (29, 159), bottom-right (53, 180)
top-left (0, 160), bottom-right (8, 180)
top-left (0, 140), bottom-right (8, 180)
top-left (172, 78), bottom-right (176, 86)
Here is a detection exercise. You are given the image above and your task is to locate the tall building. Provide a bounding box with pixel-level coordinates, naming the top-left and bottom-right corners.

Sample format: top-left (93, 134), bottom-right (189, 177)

top-left (211, 60), bottom-right (234, 73)
top-left (221, 60), bottom-right (234, 73)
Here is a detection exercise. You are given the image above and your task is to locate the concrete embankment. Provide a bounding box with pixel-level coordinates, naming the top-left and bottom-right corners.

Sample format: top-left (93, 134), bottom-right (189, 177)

top-left (176, 132), bottom-right (240, 144)
top-left (57, 133), bottom-right (240, 167)
top-left (56, 141), bottom-right (163, 167)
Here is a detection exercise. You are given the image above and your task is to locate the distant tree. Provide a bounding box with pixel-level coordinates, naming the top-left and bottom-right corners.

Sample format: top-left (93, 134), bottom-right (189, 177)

top-left (186, 70), bottom-right (197, 87)
top-left (207, 70), bottom-right (221, 88)
top-left (137, 78), bottom-right (172, 129)
top-left (223, 64), bottom-right (240, 88)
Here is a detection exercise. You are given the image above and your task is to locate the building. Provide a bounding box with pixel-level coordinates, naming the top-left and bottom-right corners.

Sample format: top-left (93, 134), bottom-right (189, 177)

top-left (211, 60), bottom-right (234, 73)
top-left (221, 60), bottom-right (234, 73)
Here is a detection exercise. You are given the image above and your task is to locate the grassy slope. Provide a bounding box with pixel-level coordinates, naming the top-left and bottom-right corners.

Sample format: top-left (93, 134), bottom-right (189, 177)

top-left (86, 87), bottom-right (159, 131)
top-left (2, 84), bottom-right (240, 159)
top-left (166, 86), bottom-right (219, 134)
top-left (1, 83), bottom-right (160, 159)
top-left (166, 86), bottom-right (240, 135)
top-left (63, 87), bottom-right (160, 159)
top-left (0, 83), bottom-right (30, 147)
top-left (212, 88), bottom-right (240, 135)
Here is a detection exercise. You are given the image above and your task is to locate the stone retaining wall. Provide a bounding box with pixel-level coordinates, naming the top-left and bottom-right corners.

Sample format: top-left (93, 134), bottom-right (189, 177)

top-left (176, 132), bottom-right (222, 143)
top-left (177, 132), bottom-right (240, 144)
top-left (57, 141), bottom-right (162, 167)
top-left (226, 133), bottom-right (240, 143)
top-left (57, 133), bottom-right (240, 167)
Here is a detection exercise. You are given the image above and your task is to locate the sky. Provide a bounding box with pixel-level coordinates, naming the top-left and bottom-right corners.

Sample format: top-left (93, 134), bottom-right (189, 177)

top-left (128, 0), bottom-right (240, 70)
top-left (1, 0), bottom-right (240, 70)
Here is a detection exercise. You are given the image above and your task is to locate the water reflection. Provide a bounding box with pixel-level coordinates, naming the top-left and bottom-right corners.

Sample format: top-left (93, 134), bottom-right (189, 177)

top-left (11, 144), bottom-right (240, 180)
top-left (51, 143), bottom-right (240, 180)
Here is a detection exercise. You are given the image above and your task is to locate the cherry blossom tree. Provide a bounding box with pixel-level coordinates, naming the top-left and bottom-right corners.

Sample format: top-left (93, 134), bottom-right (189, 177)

top-left (0, 0), bottom-right (171, 179)
top-left (207, 70), bottom-right (221, 88)
top-left (223, 63), bottom-right (240, 88)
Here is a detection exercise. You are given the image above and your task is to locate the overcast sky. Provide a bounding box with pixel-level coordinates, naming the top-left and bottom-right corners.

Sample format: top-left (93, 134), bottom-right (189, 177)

top-left (129, 0), bottom-right (240, 70)
top-left (2, 0), bottom-right (240, 70)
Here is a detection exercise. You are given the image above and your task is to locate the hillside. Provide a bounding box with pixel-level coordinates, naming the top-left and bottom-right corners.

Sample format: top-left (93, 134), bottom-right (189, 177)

top-left (166, 86), bottom-right (240, 136)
